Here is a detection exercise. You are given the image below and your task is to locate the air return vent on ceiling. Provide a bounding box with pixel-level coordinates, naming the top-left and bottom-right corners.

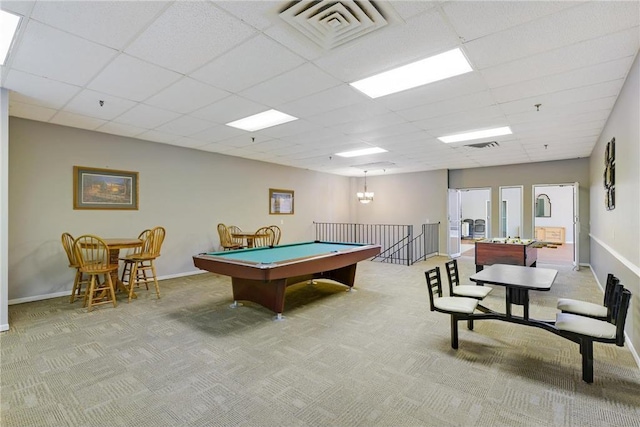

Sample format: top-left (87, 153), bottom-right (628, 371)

top-left (464, 141), bottom-right (500, 149)
top-left (279, 0), bottom-right (391, 50)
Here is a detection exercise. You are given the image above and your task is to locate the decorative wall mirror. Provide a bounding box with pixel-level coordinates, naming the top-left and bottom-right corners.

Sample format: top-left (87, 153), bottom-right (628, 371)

top-left (535, 194), bottom-right (551, 217)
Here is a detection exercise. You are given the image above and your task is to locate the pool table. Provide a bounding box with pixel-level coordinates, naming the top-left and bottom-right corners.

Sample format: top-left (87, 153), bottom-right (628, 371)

top-left (192, 241), bottom-right (381, 319)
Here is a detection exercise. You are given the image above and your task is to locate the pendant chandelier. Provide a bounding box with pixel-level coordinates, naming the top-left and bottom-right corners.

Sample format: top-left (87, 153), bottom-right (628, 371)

top-left (357, 171), bottom-right (374, 204)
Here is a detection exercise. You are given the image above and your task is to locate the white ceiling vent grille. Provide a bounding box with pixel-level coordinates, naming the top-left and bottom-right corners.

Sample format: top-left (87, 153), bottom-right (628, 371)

top-left (279, 1), bottom-right (390, 50)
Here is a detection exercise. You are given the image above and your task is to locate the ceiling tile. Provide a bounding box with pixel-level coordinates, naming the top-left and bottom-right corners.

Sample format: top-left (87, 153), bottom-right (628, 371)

top-left (50, 110), bottom-right (106, 130)
top-left (491, 57), bottom-right (634, 104)
top-left (481, 27), bottom-right (640, 88)
top-left (442, 0), bottom-right (578, 42)
top-left (214, 1), bottom-right (280, 30)
top-left (190, 35), bottom-right (306, 93)
top-left (464, 1), bottom-right (640, 69)
top-left (145, 78), bottom-right (230, 114)
top-left (154, 115), bottom-right (214, 137)
top-left (279, 85), bottom-right (370, 118)
top-left (190, 95), bottom-right (267, 124)
top-left (64, 90), bottom-right (137, 121)
top-left (5, 69), bottom-right (80, 109)
top-left (87, 54), bottom-right (182, 102)
top-left (113, 103), bottom-right (181, 129)
top-left (30, 1), bottom-right (170, 50)
top-left (124, 1), bottom-right (256, 74)
top-left (396, 90), bottom-right (497, 122)
top-left (239, 63), bottom-right (342, 106)
top-left (188, 124), bottom-right (245, 144)
top-left (11, 20), bottom-right (117, 85)
top-left (96, 121), bottom-right (146, 138)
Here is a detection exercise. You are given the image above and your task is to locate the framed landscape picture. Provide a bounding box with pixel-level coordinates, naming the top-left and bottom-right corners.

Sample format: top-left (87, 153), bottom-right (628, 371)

top-left (269, 188), bottom-right (294, 215)
top-left (73, 166), bottom-right (138, 210)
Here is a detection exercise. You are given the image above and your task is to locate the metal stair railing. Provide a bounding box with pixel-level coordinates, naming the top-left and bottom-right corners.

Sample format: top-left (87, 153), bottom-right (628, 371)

top-left (313, 222), bottom-right (440, 266)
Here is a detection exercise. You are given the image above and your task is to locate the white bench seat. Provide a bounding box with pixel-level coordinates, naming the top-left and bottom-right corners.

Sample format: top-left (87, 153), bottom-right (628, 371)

top-left (557, 298), bottom-right (607, 318)
top-left (452, 285), bottom-right (492, 299)
top-left (434, 296), bottom-right (478, 314)
top-left (556, 313), bottom-right (617, 339)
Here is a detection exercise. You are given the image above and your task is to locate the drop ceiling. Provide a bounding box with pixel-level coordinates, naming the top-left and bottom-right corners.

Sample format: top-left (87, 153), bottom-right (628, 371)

top-left (1, 1), bottom-right (638, 177)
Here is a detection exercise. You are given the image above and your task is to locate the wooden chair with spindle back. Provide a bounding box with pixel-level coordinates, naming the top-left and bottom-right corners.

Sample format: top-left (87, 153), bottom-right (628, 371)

top-left (73, 235), bottom-right (118, 311)
top-left (125, 226), bottom-right (166, 302)
top-left (61, 232), bottom-right (89, 304)
top-left (252, 226), bottom-right (275, 247)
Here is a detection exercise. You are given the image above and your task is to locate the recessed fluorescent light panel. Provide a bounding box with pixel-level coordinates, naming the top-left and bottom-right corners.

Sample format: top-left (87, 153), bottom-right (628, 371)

top-left (0, 10), bottom-right (21, 65)
top-left (335, 147), bottom-right (388, 158)
top-left (438, 126), bottom-right (513, 144)
top-left (226, 109), bottom-right (298, 132)
top-left (349, 48), bottom-right (472, 98)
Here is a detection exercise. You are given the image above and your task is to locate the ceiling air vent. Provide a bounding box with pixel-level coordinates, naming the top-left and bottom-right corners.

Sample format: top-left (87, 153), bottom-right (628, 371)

top-left (464, 141), bottom-right (500, 149)
top-left (352, 161), bottom-right (396, 171)
top-left (279, 1), bottom-right (391, 50)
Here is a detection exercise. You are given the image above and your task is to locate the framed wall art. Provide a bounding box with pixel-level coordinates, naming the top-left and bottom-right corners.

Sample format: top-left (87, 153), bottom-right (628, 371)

top-left (269, 188), bottom-right (294, 215)
top-left (73, 166), bottom-right (139, 210)
top-left (603, 137), bottom-right (615, 211)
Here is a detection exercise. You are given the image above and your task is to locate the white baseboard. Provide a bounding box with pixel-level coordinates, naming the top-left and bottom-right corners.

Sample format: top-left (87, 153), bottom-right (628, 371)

top-left (7, 269), bottom-right (207, 306)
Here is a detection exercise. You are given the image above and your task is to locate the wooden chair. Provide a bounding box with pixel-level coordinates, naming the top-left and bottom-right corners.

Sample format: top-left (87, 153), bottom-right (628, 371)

top-left (61, 232), bottom-right (89, 304)
top-left (424, 266), bottom-right (479, 349)
top-left (268, 225), bottom-right (281, 245)
top-left (119, 229), bottom-right (150, 285)
top-left (217, 223), bottom-right (242, 250)
top-left (226, 225), bottom-right (246, 249)
top-left (73, 235), bottom-right (118, 311)
top-left (252, 226), bottom-right (275, 247)
top-left (123, 226), bottom-right (165, 302)
top-left (555, 285), bottom-right (631, 383)
top-left (445, 259), bottom-right (492, 300)
top-left (557, 273), bottom-right (619, 320)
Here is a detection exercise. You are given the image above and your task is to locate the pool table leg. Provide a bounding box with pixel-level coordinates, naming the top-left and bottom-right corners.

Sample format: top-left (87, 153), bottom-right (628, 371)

top-left (231, 277), bottom-right (287, 317)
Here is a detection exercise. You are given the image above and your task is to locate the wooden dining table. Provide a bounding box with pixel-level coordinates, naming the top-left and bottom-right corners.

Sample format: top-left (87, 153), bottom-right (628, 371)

top-left (103, 238), bottom-right (143, 298)
top-left (231, 231), bottom-right (268, 248)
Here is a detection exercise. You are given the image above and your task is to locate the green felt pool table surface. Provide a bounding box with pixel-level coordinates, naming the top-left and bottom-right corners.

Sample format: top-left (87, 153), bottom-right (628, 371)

top-left (203, 241), bottom-right (369, 265)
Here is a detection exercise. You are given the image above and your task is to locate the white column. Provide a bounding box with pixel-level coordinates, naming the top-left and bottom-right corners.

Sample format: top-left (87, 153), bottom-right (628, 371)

top-left (1, 88), bottom-right (9, 331)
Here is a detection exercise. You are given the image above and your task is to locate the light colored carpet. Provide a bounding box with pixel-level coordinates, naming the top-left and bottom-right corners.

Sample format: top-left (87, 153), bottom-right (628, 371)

top-left (1, 256), bottom-right (639, 427)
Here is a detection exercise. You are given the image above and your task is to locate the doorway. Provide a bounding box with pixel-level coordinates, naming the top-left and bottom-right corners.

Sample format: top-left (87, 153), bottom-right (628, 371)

top-left (448, 188), bottom-right (491, 258)
top-left (533, 183), bottom-right (579, 268)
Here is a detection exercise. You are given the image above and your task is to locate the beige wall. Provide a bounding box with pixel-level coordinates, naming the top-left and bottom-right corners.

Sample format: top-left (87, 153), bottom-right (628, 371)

top-left (8, 118), bottom-right (449, 303)
top-left (589, 51), bottom-right (639, 355)
top-left (8, 118), bottom-right (353, 301)
top-left (448, 158), bottom-right (591, 264)
top-left (353, 170), bottom-right (449, 253)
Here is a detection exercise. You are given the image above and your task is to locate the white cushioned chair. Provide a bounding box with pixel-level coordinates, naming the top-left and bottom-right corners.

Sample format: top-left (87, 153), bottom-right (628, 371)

top-left (445, 259), bottom-right (492, 300)
top-left (555, 284), bottom-right (630, 383)
top-left (425, 266), bottom-right (479, 349)
top-left (557, 273), bottom-right (618, 320)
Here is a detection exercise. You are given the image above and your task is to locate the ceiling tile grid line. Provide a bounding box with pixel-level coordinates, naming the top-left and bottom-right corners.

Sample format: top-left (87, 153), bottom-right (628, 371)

top-left (1, 1), bottom-right (638, 176)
